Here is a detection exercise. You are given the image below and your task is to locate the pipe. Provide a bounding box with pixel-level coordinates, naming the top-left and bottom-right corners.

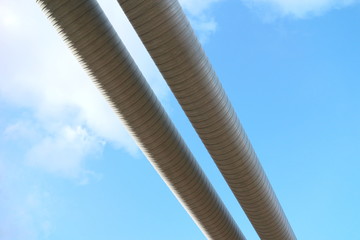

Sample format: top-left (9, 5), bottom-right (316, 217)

top-left (116, 0), bottom-right (296, 239)
top-left (36, 0), bottom-right (246, 239)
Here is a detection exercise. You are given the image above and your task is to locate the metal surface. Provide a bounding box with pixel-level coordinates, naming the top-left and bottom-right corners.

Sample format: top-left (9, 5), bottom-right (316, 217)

top-left (36, 0), bottom-right (246, 239)
top-left (117, 0), bottom-right (296, 239)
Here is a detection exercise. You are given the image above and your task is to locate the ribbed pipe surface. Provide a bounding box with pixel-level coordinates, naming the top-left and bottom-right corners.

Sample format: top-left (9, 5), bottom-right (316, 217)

top-left (117, 0), bottom-right (296, 239)
top-left (36, 0), bottom-right (246, 239)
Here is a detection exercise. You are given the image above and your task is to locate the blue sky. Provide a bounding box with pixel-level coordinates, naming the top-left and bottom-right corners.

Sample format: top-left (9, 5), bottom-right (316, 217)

top-left (1, 0), bottom-right (359, 239)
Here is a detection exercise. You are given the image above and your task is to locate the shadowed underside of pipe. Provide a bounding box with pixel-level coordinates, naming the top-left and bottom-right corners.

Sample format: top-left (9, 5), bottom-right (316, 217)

top-left (117, 0), bottom-right (296, 239)
top-left (36, 0), bottom-right (246, 239)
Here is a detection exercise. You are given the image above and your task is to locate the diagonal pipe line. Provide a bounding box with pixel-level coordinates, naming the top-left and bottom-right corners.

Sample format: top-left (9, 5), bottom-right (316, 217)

top-left (116, 0), bottom-right (296, 239)
top-left (36, 0), bottom-right (246, 239)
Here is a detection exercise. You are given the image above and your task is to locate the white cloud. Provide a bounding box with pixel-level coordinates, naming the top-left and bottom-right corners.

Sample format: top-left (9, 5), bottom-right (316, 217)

top-left (243, 0), bottom-right (359, 18)
top-left (179, 0), bottom-right (222, 15)
top-left (0, 0), bottom-right (167, 181)
top-left (179, 0), bottom-right (222, 42)
top-left (26, 125), bottom-right (103, 181)
top-left (0, 5), bottom-right (20, 28)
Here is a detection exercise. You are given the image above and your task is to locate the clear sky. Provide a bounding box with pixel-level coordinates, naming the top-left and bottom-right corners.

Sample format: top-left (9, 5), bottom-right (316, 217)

top-left (1, 0), bottom-right (359, 239)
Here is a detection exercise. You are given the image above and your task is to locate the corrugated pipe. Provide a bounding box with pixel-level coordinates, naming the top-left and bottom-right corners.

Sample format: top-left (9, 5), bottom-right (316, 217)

top-left (36, 0), bottom-right (246, 239)
top-left (117, 0), bottom-right (296, 239)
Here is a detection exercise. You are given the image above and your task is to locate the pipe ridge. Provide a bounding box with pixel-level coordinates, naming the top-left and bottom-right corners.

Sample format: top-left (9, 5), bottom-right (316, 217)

top-left (37, 0), bottom-right (246, 239)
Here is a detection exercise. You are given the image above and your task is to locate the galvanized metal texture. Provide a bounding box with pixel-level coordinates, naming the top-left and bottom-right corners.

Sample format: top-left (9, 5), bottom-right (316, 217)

top-left (36, 0), bottom-right (246, 239)
top-left (117, 0), bottom-right (296, 239)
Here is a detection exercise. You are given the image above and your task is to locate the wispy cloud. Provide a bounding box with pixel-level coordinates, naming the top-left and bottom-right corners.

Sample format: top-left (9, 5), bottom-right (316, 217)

top-left (0, 160), bottom-right (52, 240)
top-left (25, 125), bottom-right (103, 182)
top-left (0, 0), bottom-right (168, 181)
top-left (242, 0), bottom-right (359, 18)
top-left (179, 0), bottom-right (222, 42)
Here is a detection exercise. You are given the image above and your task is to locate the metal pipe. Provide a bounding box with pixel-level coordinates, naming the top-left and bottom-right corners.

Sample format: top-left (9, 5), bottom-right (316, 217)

top-left (36, 0), bottom-right (245, 239)
top-left (116, 0), bottom-right (296, 239)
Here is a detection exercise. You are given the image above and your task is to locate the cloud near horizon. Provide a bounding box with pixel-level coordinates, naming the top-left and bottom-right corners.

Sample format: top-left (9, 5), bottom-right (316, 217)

top-left (243, 0), bottom-right (359, 18)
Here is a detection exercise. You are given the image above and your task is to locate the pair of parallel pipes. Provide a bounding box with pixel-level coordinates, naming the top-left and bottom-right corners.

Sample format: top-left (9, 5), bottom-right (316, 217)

top-left (37, 0), bottom-right (295, 239)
